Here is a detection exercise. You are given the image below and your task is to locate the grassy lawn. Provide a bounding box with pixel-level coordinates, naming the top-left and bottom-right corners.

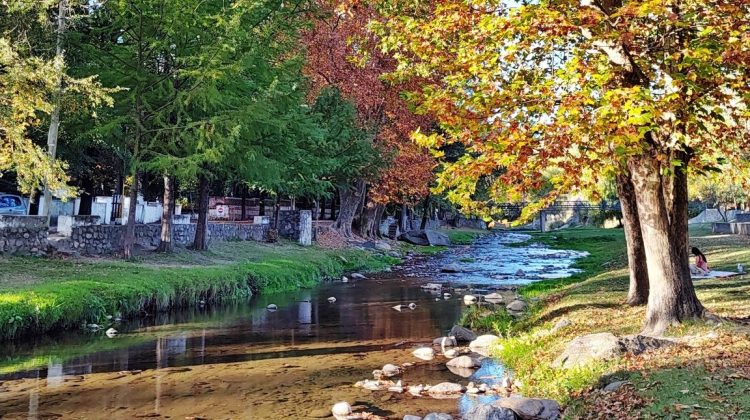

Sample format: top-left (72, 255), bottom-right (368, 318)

top-left (473, 225), bottom-right (750, 417)
top-left (0, 241), bottom-right (397, 340)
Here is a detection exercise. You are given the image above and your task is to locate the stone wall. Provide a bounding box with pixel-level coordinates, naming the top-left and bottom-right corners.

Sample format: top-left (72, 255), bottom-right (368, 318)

top-left (69, 222), bottom-right (269, 255)
top-left (0, 216), bottom-right (49, 256)
top-left (277, 210), bottom-right (301, 240)
top-left (712, 222), bottom-right (750, 235)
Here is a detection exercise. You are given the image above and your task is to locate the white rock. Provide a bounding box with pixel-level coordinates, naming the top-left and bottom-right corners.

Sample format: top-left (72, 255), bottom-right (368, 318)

top-left (446, 355), bottom-right (480, 369)
top-left (506, 300), bottom-right (528, 312)
top-left (427, 382), bottom-right (465, 397)
top-left (105, 328), bottom-right (118, 338)
top-left (331, 402), bottom-right (352, 420)
top-left (408, 302), bottom-right (417, 310)
top-left (413, 347), bottom-right (435, 361)
top-left (444, 349), bottom-right (459, 358)
top-left (342, 276), bottom-right (349, 283)
top-left (485, 292), bottom-right (504, 303)
top-left (407, 384), bottom-right (425, 396)
top-left (327, 297), bottom-right (337, 303)
top-left (382, 364), bottom-right (401, 377)
top-left (266, 304), bottom-right (278, 311)
top-left (351, 273), bottom-right (367, 279)
top-left (463, 295), bottom-right (478, 305)
top-left (469, 335), bottom-right (502, 356)
top-left (443, 293), bottom-right (452, 299)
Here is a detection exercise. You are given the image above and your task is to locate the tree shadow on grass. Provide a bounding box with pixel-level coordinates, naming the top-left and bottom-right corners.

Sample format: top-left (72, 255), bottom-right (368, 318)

top-left (535, 303), bottom-right (621, 324)
top-left (693, 281), bottom-right (750, 291)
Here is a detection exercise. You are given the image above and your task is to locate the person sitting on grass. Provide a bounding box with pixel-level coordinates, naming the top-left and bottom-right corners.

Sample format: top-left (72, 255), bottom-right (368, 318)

top-left (690, 247), bottom-right (710, 276)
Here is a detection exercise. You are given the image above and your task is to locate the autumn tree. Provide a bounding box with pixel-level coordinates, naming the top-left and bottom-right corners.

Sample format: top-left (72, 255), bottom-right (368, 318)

top-left (376, 0), bottom-right (750, 334)
top-left (303, 0), bottom-right (435, 238)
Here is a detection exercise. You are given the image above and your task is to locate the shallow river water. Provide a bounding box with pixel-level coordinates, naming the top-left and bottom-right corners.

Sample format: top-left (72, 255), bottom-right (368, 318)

top-left (0, 233), bottom-right (586, 419)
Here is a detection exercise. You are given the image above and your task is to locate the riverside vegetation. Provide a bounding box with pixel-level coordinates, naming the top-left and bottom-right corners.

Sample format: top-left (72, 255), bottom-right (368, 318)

top-left (461, 225), bottom-right (750, 417)
top-left (0, 240), bottom-right (398, 340)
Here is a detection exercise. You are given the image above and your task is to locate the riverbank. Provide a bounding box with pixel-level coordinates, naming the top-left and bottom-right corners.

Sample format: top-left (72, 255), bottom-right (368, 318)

top-left (0, 240), bottom-right (399, 340)
top-left (475, 225), bottom-right (750, 417)
top-left (0, 227), bottom-right (491, 341)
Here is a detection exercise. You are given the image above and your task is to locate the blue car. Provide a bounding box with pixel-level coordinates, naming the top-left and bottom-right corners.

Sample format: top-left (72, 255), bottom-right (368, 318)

top-left (0, 194), bottom-right (28, 215)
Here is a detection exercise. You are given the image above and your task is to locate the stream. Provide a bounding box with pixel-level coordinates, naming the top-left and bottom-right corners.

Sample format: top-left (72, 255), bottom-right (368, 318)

top-left (0, 232), bottom-right (587, 419)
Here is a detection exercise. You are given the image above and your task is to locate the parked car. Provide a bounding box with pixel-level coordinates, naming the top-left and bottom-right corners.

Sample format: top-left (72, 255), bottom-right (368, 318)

top-left (0, 194), bottom-right (27, 215)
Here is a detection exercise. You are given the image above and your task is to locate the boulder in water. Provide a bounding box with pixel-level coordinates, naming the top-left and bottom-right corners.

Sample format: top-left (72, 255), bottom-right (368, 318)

top-left (413, 347), bottom-right (435, 360)
top-left (446, 355), bottom-right (481, 369)
top-left (331, 402), bottom-right (352, 420)
top-left (382, 364), bottom-right (401, 377)
top-left (441, 264), bottom-right (462, 273)
top-left (427, 382), bottom-right (465, 398)
top-left (432, 336), bottom-right (457, 347)
top-left (351, 273), bottom-right (367, 279)
top-left (450, 325), bottom-right (478, 342)
top-left (105, 328), bottom-right (118, 338)
top-left (266, 304), bottom-right (278, 311)
top-left (398, 230), bottom-right (450, 246)
top-left (327, 297), bottom-right (337, 303)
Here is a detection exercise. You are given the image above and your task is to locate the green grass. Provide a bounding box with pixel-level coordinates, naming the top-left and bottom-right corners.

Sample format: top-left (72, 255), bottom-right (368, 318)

top-left (441, 228), bottom-right (490, 245)
top-left (459, 305), bottom-right (516, 336)
top-left (0, 241), bottom-right (396, 340)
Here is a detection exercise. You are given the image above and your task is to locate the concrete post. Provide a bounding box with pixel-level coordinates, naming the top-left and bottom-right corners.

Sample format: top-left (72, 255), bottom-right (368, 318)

top-left (299, 210), bottom-right (312, 246)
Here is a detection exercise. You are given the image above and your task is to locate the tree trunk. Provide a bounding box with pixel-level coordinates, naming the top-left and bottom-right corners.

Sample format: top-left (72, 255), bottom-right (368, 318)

top-left (41, 0), bottom-right (67, 224)
top-left (400, 203), bottom-right (410, 233)
top-left (122, 171), bottom-right (140, 260)
top-left (240, 184), bottom-right (247, 221)
top-left (361, 203), bottom-right (385, 239)
top-left (329, 190), bottom-right (337, 220)
top-left (192, 175), bottom-right (209, 251)
top-left (156, 175), bottom-right (174, 253)
top-left (420, 193), bottom-right (431, 230)
top-left (334, 180), bottom-right (364, 238)
top-left (628, 154), bottom-right (704, 335)
top-left (616, 172), bottom-right (650, 306)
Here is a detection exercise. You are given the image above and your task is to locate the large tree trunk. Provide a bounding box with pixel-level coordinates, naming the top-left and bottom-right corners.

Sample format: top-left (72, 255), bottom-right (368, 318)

top-left (122, 171), bottom-right (140, 260)
top-left (156, 175), bottom-right (174, 253)
top-left (192, 175), bottom-right (209, 251)
top-left (399, 203), bottom-right (410, 233)
top-left (628, 154), bottom-right (703, 335)
top-left (616, 172), bottom-right (650, 306)
top-left (334, 179), bottom-right (365, 238)
top-left (420, 193), bottom-right (432, 230)
top-left (361, 203), bottom-right (385, 239)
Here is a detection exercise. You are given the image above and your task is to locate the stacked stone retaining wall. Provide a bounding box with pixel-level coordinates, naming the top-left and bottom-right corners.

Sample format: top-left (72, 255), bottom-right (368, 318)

top-left (0, 216), bottom-right (49, 256)
top-left (69, 222), bottom-right (269, 255)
